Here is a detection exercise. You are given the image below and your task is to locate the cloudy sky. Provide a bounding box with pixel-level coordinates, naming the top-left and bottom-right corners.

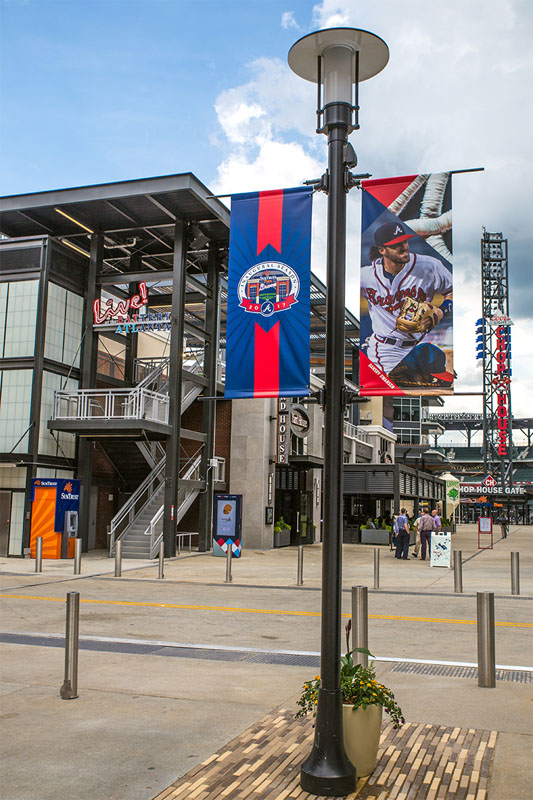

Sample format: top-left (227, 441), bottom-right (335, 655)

top-left (1, 0), bottom-right (531, 427)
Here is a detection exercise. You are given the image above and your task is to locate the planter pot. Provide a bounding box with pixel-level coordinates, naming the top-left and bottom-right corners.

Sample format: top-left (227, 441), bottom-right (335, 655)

top-left (343, 703), bottom-right (383, 778)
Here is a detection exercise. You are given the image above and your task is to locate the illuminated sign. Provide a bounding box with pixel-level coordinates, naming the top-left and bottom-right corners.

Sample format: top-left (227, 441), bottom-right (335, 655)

top-left (460, 484), bottom-right (525, 496)
top-left (487, 314), bottom-right (513, 327)
top-left (290, 404), bottom-right (310, 438)
top-left (93, 282), bottom-right (148, 325)
top-left (493, 326), bottom-right (511, 456)
top-left (115, 313), bottom-right (171, 334)
top-left (277, 398), bottom-right (289, 464)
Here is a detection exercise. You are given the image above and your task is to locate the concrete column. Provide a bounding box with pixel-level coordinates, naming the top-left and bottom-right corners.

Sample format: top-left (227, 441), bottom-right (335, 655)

top-left (229, 397), bottom-right (272, 549)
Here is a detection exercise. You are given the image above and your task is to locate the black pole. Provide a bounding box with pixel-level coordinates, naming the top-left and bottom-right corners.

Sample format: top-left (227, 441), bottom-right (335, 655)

top-left (300, 101), bottom-right (356, 796)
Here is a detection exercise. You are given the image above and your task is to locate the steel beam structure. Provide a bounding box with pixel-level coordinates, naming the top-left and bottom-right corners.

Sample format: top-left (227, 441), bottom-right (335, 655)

top-left (198, 244), bottom-right (221, 551)
top-left (480, 231), bottom-right (513, 487)
top-left (162, 220), bottom-right (187, 557)
top-left (77, 233), bottom-right (104, 551)
top-left (22, 239), bottom-right (50, 549)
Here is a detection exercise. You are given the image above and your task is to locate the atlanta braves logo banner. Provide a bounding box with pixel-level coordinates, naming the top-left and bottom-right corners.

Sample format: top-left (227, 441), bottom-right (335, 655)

top-left (225, 186), bottom-right (312, 399)
top-left (359, 172), bottom-right (454, 397)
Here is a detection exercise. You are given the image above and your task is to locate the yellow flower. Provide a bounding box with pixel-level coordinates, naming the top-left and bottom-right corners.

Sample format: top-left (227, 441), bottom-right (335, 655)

top-left (315, 675), bottom-right (320, 680)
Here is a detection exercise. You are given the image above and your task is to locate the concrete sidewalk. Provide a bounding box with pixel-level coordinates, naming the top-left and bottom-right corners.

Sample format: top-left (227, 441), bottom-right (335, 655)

top-left (0, 525), bottom-right (531, 799)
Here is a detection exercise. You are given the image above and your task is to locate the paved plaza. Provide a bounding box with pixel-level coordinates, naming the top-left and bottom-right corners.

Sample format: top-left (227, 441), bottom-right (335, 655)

top-left (1, 525), bottom-right (531, 799)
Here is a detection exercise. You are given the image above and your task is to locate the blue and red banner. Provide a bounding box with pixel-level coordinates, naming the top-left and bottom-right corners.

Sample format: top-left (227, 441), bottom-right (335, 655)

top-left (225, 186), bottom-right (312, 399)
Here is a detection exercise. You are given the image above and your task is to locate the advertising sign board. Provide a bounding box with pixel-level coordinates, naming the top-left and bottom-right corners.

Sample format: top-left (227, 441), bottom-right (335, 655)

top-left (430, 532), bottom-right (451, 568)
top-left (213, 494), bottom-right (242, 558)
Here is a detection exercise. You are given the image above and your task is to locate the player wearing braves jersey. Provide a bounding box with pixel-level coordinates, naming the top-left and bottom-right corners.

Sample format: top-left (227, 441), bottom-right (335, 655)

top-left (361, 221), bottom-right (453, 386)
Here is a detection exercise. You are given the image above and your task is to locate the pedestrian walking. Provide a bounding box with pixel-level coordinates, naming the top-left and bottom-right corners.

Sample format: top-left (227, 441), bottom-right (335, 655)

top-left (394, 508), bottom-right (411, 560)
top-left (499, 514), bottom-right (509, 539)
top-left (412, 511), bottom-right (423, 558)
top-left (419, 510), bottom-right (435, 561)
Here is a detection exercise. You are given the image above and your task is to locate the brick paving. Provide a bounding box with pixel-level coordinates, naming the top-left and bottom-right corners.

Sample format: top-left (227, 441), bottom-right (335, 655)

top-left (152, 709), bottom-right (497, 800)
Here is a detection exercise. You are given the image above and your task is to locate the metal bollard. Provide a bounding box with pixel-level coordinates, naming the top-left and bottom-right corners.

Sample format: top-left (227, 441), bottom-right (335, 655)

top-left (74, 538), bottom-right (82, 575)
top-left (477, 592), bottom-right (496, 688)
top-left (158, 541), bottom-right (165, 579)
top-left (225, 540), bottom-right (233, 583)
top-left (373, 548), bottom-right (380, 590)
top-left (60, 592), bottom-right (80, 700)
top-left (511, 552), bottom-right (520, 595)
top-left (297, 544), bottom-right (304, 586)
top-left (35, 536), bottom-right (43, 573)
top-left (114, 541), bottom-right (122, 577)
top-left (453, 550), bottom-right (463, 593)
top-left (351, 585), bottom-right (369, 667)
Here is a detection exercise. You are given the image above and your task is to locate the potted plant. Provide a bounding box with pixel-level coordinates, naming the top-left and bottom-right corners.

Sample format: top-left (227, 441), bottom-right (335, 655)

top-left (296, 620), bottom-right (404, 777)
top-left (273, 516), bottom-right (291, 548)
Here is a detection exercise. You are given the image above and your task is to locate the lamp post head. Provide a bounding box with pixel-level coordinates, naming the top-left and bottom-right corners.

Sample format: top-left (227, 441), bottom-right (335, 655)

top-left (288, 27), bottom-right (389, 133)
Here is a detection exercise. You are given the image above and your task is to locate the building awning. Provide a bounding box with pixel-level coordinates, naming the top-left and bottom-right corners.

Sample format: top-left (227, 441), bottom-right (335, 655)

top-left (288, 455), bottom-right (324, 469)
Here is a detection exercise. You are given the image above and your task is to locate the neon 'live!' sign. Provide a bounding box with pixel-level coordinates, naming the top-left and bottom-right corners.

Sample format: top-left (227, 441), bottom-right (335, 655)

top-left (93, 282), bottom-right (148, 324)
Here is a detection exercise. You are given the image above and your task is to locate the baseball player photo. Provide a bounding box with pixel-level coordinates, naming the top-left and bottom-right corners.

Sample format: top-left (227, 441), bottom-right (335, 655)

top-left (359, 172), bottom-right (455, 395)
top-left (360, 219), bottom-right (454, 392)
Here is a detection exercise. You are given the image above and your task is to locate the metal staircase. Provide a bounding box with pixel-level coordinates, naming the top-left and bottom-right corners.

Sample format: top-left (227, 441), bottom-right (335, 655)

top-left (106, 357), bottom-right (214, 558)
top-left (110, 451), bottom-right (204, 559)
top-left (51, 354), bottom-right (219, 558)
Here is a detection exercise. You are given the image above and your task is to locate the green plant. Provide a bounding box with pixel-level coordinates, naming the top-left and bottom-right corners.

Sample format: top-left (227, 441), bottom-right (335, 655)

top-left (275, 516), bottom-right (291, 531)
top-left (296, 620), bottom-right (405, 729)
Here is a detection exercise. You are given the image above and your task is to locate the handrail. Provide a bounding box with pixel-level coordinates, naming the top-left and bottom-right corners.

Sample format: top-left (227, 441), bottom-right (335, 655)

top-left (52, 387), bottom-right (169, 424)
top-left (146, 505), bottom-right (165, 559)
top-left (136, 356), bottom-right (170, 391)
top-left (145, 452), bottom-right (203, 557)
top-left (343, 421), bottom-right (358, 439)
top-left (109, 457), bottom-right (166, 553)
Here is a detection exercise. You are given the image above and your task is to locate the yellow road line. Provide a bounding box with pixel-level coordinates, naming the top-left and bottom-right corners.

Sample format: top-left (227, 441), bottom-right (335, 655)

top-left (1, 594), bottom-right (531, 628)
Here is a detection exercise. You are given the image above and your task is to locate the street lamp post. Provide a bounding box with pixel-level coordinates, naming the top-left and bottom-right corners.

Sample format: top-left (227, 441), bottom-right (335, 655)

top-left (288, 28), bottom-right (389, 797)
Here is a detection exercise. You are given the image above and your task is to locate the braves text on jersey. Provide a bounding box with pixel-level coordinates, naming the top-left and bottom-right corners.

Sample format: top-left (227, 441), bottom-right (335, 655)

top-left (361, 252), bottom-right (452, 373)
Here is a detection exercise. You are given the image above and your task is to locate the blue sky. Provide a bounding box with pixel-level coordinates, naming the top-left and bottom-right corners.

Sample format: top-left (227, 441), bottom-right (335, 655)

top-left (0, 0), bottom-right (313, 193)
top-left (1, 0), bottom-right (532, 420)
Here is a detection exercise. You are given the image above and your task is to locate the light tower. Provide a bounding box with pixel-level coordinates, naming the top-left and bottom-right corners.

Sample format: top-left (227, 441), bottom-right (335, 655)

top-left (477, 230), bottom-right (513, 487)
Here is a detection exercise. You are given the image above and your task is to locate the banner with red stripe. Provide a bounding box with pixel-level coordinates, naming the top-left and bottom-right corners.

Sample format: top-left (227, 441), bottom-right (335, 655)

top-left (225, 187), bottom-right (312, 399)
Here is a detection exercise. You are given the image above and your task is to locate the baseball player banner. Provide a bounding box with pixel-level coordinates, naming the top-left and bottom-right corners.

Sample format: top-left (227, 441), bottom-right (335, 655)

top-left (359, 173), bottom-right (454, 396)
top-left (225, 186), bottom-right (312, 399)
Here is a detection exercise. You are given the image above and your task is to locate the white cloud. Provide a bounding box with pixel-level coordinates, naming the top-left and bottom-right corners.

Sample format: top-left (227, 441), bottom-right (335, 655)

top-left (281, 11), bottom-right (300, 31)
top-left (215, 98), bottom-right (267, 145)
top-left (312, 3), bottom-right (350, 28)
top-left (212, 0), bottom-right (532, 419)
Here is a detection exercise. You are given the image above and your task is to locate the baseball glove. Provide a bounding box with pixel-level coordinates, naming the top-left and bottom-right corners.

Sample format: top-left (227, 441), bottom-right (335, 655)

top-left (395, 298), bottom-right (441, 333)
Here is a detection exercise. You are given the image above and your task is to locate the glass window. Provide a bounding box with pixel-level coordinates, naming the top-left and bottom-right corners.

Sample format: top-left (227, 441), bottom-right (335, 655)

top-left (0, 466), bottom-right (26, 489)
top-left (0, 369), bottom-right (33, 452)
top-left (395, 427), bottom-right (420, 444)
top-left (36, 468), bottom-right (74, 479)
top-left (39, 371), bottom-right (78, 457)
top-left (44, 283), bottom-right (84, 367)
top-left (8, 492), bottom-right (25, 556)
top-left (1, 280), bottom-right (39, 358)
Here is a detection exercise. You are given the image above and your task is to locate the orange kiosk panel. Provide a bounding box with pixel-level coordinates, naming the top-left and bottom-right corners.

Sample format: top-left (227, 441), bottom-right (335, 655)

top-left (30, 478), bottom-right (80, 559)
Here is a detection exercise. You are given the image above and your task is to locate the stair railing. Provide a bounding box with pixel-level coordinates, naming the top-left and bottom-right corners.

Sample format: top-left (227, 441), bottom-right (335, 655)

top-left (109, 457), bottom-right (166, 554)
top-left (145, 451), bottom-right (203, 557)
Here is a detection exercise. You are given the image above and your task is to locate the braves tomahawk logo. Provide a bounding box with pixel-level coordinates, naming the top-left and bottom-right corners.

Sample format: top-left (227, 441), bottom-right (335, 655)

top-left (238, 261), bottom-right (299, 318)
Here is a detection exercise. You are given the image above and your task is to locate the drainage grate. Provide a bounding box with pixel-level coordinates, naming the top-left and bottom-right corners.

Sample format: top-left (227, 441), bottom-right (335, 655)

top-left (0, 632), bottom-right (321, 668)
top-left (391, 661), bottom-right (532, 683)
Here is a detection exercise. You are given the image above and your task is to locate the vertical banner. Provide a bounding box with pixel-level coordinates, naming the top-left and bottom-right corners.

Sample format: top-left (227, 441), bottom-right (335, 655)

top-left (225, 186), bottom-right (312, 399)
top-left (359, 173), bottom-right (454, 396)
